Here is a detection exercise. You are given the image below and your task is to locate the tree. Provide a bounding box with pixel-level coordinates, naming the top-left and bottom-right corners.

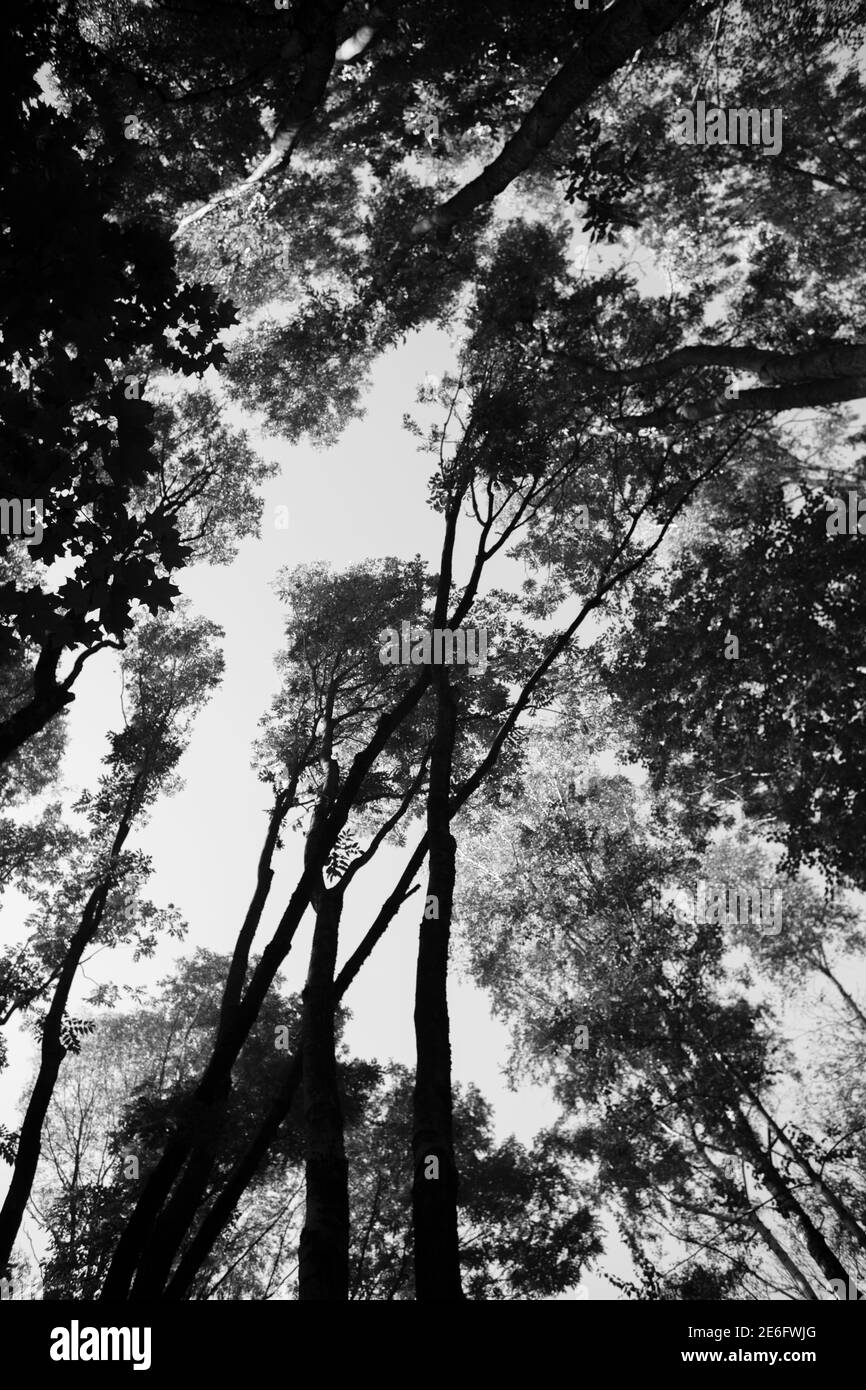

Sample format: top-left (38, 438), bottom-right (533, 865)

top-left (11, 0), bottom-right (866, 1303)
top-left (0, 4), bottom-right (236, 768)
top-left (603, 490), bottom-right (866, 887)
top-left (0, 606), bottom-right (223, 1267)
top-left (29, 951), bottom-right (311, 1301)
top-left (455, 715), bottom-right (866, 1298)
top-left (94, 213), bottom-right (793, 1299)
top-left (31, 1001), bottom-right (600, 1302)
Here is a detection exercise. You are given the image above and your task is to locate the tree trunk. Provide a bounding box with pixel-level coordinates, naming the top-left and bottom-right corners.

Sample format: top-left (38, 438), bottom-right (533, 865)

top-left (0, 761), bottom-right (144, 1265)
top-left (0, 889), bottom-right (108, 1263)
top-left (164, 842), bottom-right (426, 1300)
top-left (0, 647), bottom-right (71, 770)
top-left (126, 795), bottom-right (295, 1298)
top-left (127, 1096), bottom-right (227, 1299)
top-left (817, 962), bottom-right (866, 1032)
top-left (99, 1136), bottom-right (189, 1300)
top-left (748, 1209), bottom-right (820, 1301)
top-left (732, 1111), bottom-right (854, 1290)
top-left (0, 996), bottom-right (70, 1266)
top-left (164, 1054), bottom-right (303, 1300)
top-left (740, 1081), bottom-right (866, 1257)
top-left (700, 1149), bottom-right (819, 1300)
top-left (412, 667), bottom-right (463, 1301)
top-left (298, 884), bottom-right (349, 1300)
top-left (102, 668), bottom-right (433, 1298)
top-left (100, 866), bottom-right (319, 1299)
top-left (412, 0), bottom-right (703, 236)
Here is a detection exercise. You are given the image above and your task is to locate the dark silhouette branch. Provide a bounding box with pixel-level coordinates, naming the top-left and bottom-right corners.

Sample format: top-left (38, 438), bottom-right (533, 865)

top-left (617, 374), bottom-right (866, 431)
top-left (411, 0), bottom-right (707, 237)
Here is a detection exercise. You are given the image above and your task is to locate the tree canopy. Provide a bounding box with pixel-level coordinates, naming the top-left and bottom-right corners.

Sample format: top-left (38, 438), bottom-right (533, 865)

top-left (1, 0), bottom-right (865, 1310)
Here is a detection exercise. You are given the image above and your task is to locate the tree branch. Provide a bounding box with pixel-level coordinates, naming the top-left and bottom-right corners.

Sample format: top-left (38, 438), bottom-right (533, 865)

top-left (616, 373), bottom-right (866, 431)
top-left (411, 0), bottom-right (706, 237)
top-left (571, 339), bottom-right (866, 391)
top-left (173, 0), bottom-right (349, 237)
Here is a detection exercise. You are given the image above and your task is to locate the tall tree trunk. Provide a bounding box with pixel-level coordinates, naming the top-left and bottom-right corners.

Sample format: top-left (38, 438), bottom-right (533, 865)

top-left (164, 1054), bottom-right (303, 1300)
top-left (0, 764), bottom-right (143, 1265)
top-left (126, 793), bottom-right (295, 1298)
top-left (0, 949), bottom-right (78, 1264)
top-left (748, 1209), bottom-right (821, 1301)
top-left (102, 668), bottom-right (433, 1299)
top-left (697, 1032), bottom-right (866, 1265)
top-left (732, 1111), bottom-right (854, 1290)
top-left (100, 865), bottom-right (319, 1299)
top-left (412, 0), bottom-right (704, 237)
top-left (816, 962), bottom-right (866, 1032)
top-left (99, 1136), bottom-right (189, 1300)
top-left (127, 1099), bottom-right (227, 1299)
top-left (163, 842), bottom-right (426, 1300)
top-left (731, 1068), bottom-right (866, 1257)
top-left (412, 667), bottom-right (463, 1301)
top-left (219, 790), bottom-right (293, 1029)
top-left (699, 1148), bottom-right (819, 1300)
top-left (298, 883), bottom-right (349, 1300)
